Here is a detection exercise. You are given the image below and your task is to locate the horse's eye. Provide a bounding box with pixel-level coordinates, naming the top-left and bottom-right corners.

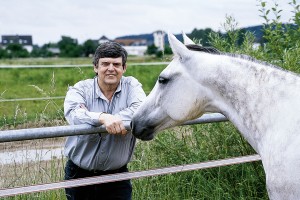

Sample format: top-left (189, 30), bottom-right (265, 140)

top-left (158, 76), bottom-right (168, 84)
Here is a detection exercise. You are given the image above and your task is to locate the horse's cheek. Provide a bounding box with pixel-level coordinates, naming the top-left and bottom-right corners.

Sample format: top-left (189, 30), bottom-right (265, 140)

top-left (165, 99), bottom-right (191, 121)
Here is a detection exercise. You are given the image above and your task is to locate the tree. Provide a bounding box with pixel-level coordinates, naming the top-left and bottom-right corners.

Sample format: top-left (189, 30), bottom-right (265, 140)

top-left (82, 40), bottom-right (98, 57)
top-left (0, 48), bottom-right (8, 58)
top-left (30, 44), bottom-right (55, 57)
top-left (164, 45), bottom-right (172, 55)
top-left (188, 28), bottom-right (216, 46)
top-left (58, 36), bottom-right (83, 57)
top-left (146, 44), bottom-right (158, 55)
top-left (5, 44), bottom-right (29, 58)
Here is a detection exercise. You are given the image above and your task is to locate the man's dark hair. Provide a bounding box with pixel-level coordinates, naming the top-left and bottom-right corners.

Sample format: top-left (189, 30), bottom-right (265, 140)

top-left (93, 41), bottom-right (128, 67)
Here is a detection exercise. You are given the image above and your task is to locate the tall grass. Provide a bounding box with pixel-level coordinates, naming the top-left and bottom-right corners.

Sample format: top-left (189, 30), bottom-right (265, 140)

top-left (0, 64), bottom-right (166, 127)
top-left (1, 123), bottom-right (267, 200)
top-left (131, 123), bottom-right (267, 200)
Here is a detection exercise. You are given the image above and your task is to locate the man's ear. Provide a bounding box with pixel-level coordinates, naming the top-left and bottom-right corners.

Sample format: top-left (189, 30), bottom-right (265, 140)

top-left (93, 65), bottom-right (98, 73)
top-left (123, 64), bottom-right (127, 73)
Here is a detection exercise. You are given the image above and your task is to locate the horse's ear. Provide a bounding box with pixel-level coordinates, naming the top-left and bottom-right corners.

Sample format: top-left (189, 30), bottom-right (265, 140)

top-left (168, 32), bottom-right (190, 59)
top-left (182, 32), bottom-right (195, 45)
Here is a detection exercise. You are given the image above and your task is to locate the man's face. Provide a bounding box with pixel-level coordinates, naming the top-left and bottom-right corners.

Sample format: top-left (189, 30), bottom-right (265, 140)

top-left (94, 57), bottom-right (126, 88)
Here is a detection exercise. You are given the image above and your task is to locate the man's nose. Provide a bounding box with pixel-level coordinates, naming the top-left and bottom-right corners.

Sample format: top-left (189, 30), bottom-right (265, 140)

top-left (107, 63), bottom-right (114, 70)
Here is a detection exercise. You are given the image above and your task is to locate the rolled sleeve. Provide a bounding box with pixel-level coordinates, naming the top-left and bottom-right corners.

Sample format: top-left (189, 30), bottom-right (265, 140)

top-left (64, 84), bottom-right (102, 126)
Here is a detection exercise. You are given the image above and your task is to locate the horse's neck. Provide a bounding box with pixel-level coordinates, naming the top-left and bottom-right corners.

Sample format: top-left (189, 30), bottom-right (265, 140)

top-left (206, 57), bottom-right (300, 153)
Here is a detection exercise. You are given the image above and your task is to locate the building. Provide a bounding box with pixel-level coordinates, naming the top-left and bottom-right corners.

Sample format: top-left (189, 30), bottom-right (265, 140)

top-left (1, 35), bottom-right (33, 52)
top-left (153, 30), bottom-right (166, 51)
top-left (114, 38), bottom-right (148, 56)
top-left (113, 30), bottom-right (166, 56)
top-left (47, 47), bottom-right (60, 56)
top-left (98, 35), bottom-right (111, 44)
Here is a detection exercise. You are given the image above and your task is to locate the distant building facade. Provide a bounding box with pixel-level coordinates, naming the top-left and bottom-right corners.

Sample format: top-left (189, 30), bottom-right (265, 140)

top-left (111, 30), bottom-right (166, 56)
top-left (0, 31), bottom-right (167, 57)
top-left (47, 47), bottom-right (60, 56)
top-left (114, 38), bottom-right (147, 56)
top-left (153, 30), bottom-right (166, 51)
top-left (1, 35), bottom-right (33, 52)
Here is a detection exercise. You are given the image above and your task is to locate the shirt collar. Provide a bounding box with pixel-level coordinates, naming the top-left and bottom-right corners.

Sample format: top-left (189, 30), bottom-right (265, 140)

top-left (94, 77), bottom-right (123, 99)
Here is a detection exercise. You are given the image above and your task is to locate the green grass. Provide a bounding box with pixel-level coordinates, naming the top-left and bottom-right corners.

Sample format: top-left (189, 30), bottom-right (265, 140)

top-left (1, 123), bottom-right (267, 199)
top-left (0, 55), bottom-right (169, 65)
top-left (131, 123), bottom-right (267, 200)
top-left (0, 64), bottom-right (166, 127)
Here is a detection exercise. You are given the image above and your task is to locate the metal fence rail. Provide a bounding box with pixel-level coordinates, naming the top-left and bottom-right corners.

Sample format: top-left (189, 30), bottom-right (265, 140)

top-left (0, 96), bottom-right (65, 102)
top-left (0, 113), bottom-right (227, 142)
top-left (0, 154), bottom-right (261, 198)
top-left (0, 113), bottom-right (262, 197)
top-left (0, 62), bottom-right (169, 69)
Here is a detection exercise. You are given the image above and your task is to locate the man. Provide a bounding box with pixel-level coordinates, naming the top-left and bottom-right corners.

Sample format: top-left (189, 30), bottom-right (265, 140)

top-left (64, 41), bottom-right (146, 200)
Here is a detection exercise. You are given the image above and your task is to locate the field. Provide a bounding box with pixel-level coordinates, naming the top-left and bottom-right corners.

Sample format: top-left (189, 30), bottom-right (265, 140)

top-left (0, 57), bottom-right (267, 199)
top-left (0, 56), bottom-right (167, 127)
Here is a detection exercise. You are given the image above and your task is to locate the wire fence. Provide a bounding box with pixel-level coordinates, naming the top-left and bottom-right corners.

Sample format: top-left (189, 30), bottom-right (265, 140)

top-left (0, 154), bottom-right (261, 197)
top-left (0, 96), bottom-right (65, 102)
top-left (0, 62), bottom-right (169, 69)
top-left (0, 113), bottom-right (262, 197)
top-left (0, 61), bottom-right (166, 102)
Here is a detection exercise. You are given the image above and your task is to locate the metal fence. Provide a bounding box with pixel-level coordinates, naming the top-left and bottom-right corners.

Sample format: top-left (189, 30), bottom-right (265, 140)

top-left (0, 62), bottom-right (170, 69)
top-left (0, 113), bottom-right (261, 197)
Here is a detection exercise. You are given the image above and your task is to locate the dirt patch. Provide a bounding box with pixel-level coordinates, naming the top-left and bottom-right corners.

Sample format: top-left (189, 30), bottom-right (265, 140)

top-left (0, 119), bottom-right (67, 151)
top-left (0, 137), bottom-right (65, 152)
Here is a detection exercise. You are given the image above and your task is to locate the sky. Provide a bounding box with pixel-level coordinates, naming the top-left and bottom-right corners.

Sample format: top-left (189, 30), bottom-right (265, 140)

top-left (0, 0), bottom-right (296, 46)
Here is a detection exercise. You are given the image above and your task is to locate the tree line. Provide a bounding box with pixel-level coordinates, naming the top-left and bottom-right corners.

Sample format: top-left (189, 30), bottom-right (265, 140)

top-left (0, 36), bottom-right (99, 58)
top-left (0, 0), bottom-right (299, 60)
top-left (0, 29), bottom-right (220, 59)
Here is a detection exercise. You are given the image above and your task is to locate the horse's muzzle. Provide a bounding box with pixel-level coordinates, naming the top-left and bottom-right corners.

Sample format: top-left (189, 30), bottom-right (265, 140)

top-left (130, 121), bottom-right (155, 141)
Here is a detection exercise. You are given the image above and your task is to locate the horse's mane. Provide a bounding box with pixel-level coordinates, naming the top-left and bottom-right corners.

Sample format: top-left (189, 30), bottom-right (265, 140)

top-left (185, 44), bottom-right (222, 55)
top-left (186, 44), bottom-right (256, 61)
top-left (185, 44), bottom-right (289, 73)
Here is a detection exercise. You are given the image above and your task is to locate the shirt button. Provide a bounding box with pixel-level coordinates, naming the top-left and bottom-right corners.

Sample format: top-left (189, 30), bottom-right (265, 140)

top-left (101, 150), bottom-right (105, 154)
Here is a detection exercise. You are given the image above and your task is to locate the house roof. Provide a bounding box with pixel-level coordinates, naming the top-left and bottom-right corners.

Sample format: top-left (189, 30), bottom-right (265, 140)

top-left (153, 30), bottom-right (166, 34)
top-left (99, 35), bottom-right (110, 40)
top-left (114, 39), bottom-right (147, 46)
top-left (1, 35), bottom-right (33, 45)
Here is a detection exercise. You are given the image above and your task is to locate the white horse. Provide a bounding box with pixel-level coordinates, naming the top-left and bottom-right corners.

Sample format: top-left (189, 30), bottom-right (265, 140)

top-left (131, 33), bottom-right (300, 199)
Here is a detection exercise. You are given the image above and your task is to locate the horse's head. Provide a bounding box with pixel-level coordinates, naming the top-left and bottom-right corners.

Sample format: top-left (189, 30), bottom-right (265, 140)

top-left (131, 33), bottom-right (216, 140)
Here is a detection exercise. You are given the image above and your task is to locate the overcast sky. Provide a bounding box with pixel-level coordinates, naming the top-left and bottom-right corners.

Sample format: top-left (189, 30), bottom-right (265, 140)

top-left (0, 0), bottom-right (295, 46)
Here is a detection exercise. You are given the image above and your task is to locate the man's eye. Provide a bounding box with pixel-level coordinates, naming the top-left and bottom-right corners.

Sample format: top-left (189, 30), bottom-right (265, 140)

top-left (113, 63), bottom-right (122, 67)
top-left (158, 76), bottom-right (169, 84)
top-left (101, 62), bottom-right (110, 67)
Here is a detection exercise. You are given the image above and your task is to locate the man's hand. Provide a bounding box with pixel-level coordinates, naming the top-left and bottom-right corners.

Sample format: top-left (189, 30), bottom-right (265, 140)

top-left (99, 113), bottom-right (127, 135)
top-left (79, 104), bottom-right (127, 135)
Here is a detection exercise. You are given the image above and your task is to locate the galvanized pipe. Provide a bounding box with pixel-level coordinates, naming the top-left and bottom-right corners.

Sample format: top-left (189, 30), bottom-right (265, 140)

top-left (0, 113), bottom-right (227, 143)
top-left (0, 62), bottom-right (169, 69)
top-left (0, 154), bottom-right (260, 198)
